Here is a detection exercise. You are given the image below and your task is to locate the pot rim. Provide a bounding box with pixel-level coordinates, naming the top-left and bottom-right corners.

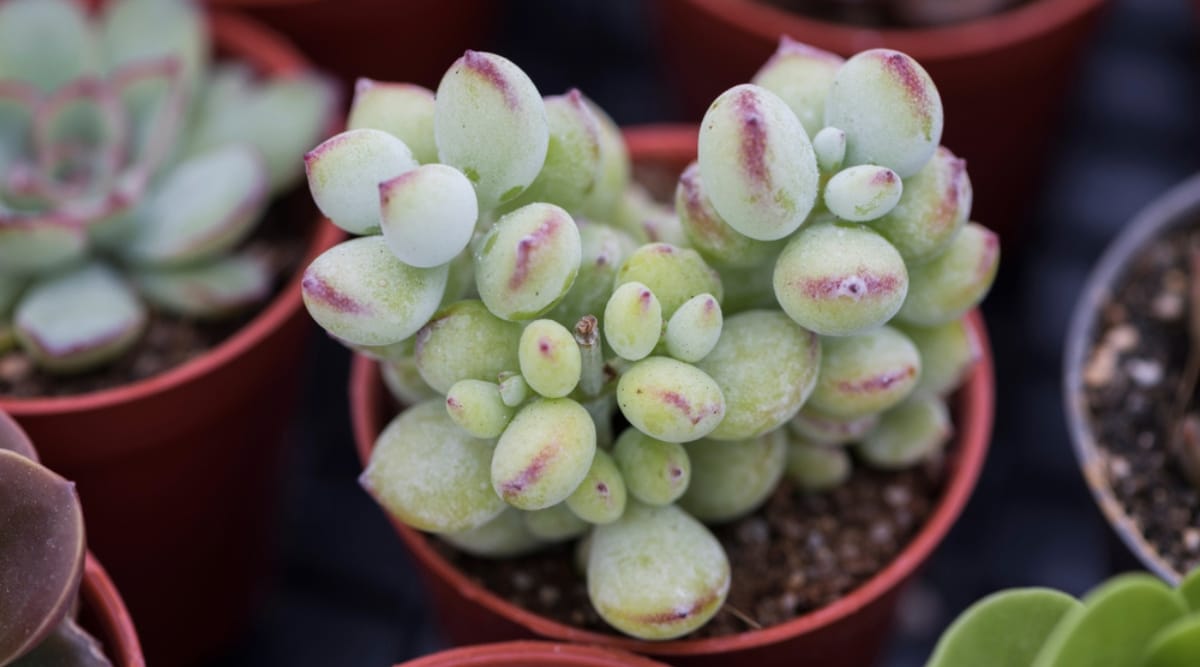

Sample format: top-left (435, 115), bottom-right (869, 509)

top-left (677, 0), bottom-right (1107, 61)
top-left (1062, 173), bottom-right (1200, 585)
top-left (396, 640), bottom-right (668, 667)
top-left (0, 10), bottom-right (342, 417)
top-left (82, 553), bottom-right (145, 667)
top-left (351, 123), bottom-right (996, 658)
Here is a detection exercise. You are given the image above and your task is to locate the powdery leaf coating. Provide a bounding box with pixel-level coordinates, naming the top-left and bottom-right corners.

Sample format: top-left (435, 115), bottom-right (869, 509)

top-left (696, 310), bottom-right (821, 441)
top-left (897, 317), bottom-right (979, 398)
top-left (382, 357), bottom-right (440, 406)
top-left (134, 253), bottom-right (270, 318)
top-left (361, 400), bottom-right (505, 533)
top-left (824, 49), bottom-right (943, 178)
top-left (413, 299), bottom-right (522, 394)
top-left (898, 222), bottom-right (1000, 326)
top-left (616, 356), bottom-right (725, 443)
top-left (679, 429), bottom-right (787, 523)
top-left (788, 406), bottom-right (879, 446)
top-left (440, 508), bottom-right (547, 559)
top-left (824, 165), bottom-right (903, 222)
top-left (808, 326), bottom-right (921, 419)
top-left (615, 243), bottom-right (723, 318)
top-left (0, 449), bottom-right (85, 666)
top-left (577, 95), bottom-right (631, 222)
top-left (812, 126), bottom-right (847, 173)
top-left (751, 37), bottom-right (844, 137)
top-left (439, 249), bottom-right (476, 308)
top-left (588, 502), bottom-right (730, 640)
top-left (304, 128), bottom-right (418, 235)
top-left (856, 394), bottom-right (950, 469)
top-left (491, 398), bottom-right (597, 510)
top-left (0, 0), bottom-right (91, 92)
top-left (566, 449), bottom-right (627, 525)
top-left (785, 436), bottom-right (851, 492)
top-left (773, 223), bottom-right (908, 336)
top-left (0, 215), bottom-right (87, 276)
top-left (522, 503), bottom-right (590, 542)
top-left (302, 236), bottom-right (448, 347)
top-left (717, 262), bottom-right (779, 314)
top-left (379, 163), bottom-right (477, 268)
top-left (435, 50), bottom-right (548, 211)
top-left (612, 428), bottom-right (691, 506)
top-left (548, 222), bottom-right (638, 328)
top-left (445, 379), bottom-right (514, 439)
top-left (498, 371), bottom-right (530, 408)
top-left (604, 281), bottom-right (663, 362)
top-left (665, 293), bottom-right (722, 363)
top-left (348, 79), bottom-right (438, 164)
top-left (506, 89), bottom-right (603, 212)
top-left (927, 588), bottom-right (1081, 667)
top-left (474, 202), bottom-right (581, 321)
top-left (1032, 574), bottom-right (1187, 667)
top-left (518, 318), bottom-right (582, 398)
top-left (612, 185), bottom-right (688, 247)
top-left (698, 84), bottom-right (818, 241)
top-left (871, 146), bottom-right (971, 264)
top-left (675, 162), bottom-right (780, 269)
top-left (14, 263), bottom-right (146, 373)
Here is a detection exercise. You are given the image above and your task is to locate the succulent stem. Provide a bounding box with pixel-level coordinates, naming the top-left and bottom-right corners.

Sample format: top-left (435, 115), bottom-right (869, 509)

top-left (574, 314), bottom-right (605, 398)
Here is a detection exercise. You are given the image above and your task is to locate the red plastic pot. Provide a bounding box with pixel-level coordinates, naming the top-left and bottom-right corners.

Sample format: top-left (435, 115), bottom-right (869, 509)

top-left (397, 641), bottom-right (668, 667)
top-left (655, 0), bottom-right (1106, 247)
top-left (81, 555), bottom-right (146, 667)
top-left (0, 11), bottom-right (342, 667)
top-left (209, 0), bottom-right (500, 95)
top-left (350, 125), bottom-right (995, 667)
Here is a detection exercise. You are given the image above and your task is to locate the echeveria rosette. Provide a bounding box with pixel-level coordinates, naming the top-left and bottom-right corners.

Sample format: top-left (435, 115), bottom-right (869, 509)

top-left (0, 0), bottom-right (335, 376)
top-left (326, 40), bottom-right (998, 644)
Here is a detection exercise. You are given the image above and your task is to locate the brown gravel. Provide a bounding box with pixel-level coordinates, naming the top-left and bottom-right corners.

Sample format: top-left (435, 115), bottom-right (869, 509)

top-left (1082, 224), bottom-right (1200, 576)
top-left (0, 192), bottom-right (314, 398)
top-left (433, 460), bottom-right (942, 638)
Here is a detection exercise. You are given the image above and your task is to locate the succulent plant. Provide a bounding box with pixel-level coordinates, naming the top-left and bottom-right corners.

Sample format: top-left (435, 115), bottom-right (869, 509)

top-left (0, 0), bottom-right (334, 374)
top-left (308, 40), bottom-right (996, 640)
top-left (0, 414), bottom-right (109, 666)
top-left (927, 566), bottom-right (1200, 667)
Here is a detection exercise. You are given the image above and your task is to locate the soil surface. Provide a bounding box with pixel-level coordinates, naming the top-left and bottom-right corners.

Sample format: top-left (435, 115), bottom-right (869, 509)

top-left (1081, 224), bottom-right (1200, 577)
top-left (762, 0), bottom-right (1026, 28)
top-left (0, 192), bottom-right (314, 398)
top-left (434, 458), bottom-right (942, 637)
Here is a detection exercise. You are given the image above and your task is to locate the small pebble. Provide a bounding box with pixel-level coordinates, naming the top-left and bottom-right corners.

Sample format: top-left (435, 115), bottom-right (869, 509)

top-left (1106, 324), bottom-right (1139, 352)
top-left (512, 570), bottom-right (534, 592)
top-left (1083, 348), bottom-right (1117, 387)
top-left (738, 518), bottom-right (770, 545)
top-left (1185, 528), bottom-right (1200, 553)
top-left (1151, 292), bottom-right (1183, 320)
top-left (883, 485), bottom-right (911, 508)
top-left (1125, 358), bottom-right (1163, 387)
top-left (1109, 455), bottom-right (1131, 479)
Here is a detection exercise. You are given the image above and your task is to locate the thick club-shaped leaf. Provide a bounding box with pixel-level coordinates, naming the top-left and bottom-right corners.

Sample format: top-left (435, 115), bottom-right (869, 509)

top-left (577, 95), bottom-right (630, 222)
top-left (506, 89), bottom-right (603, 212)
top-left (474, 202), bottom-right (581, 321)
top-left (664, 293), bottom-right (722, 363)
top-left (491, 398), bottom-right (596, 510)
top-left (898, 223), bottom-right (1000, 326)
top-left (305, 128), bottom-right (418, 235)
top-left (675, 162), bottom-right (779, 269)
top-left (698, 84), bottom-right (818, 241)
top-left (379, 163), bottom-right (477, 268)
top-left (612, 184), bottom-right (688, 247)
top-left (604, 282), bottom-right (663, 363)
top-left (348, 79), bottom-right (437, 164)
top-left (614, 243), bottom-right (723, 318)
top-left (126, 144), bottom-right (269, 267)
top-left (788, 406), bottom-right (879, 446)
top-left (414, 299), bottom-right (522, 394)
top-left (897, 318), bottom-right (979, 397)
top-left (0, 449), bottom-right (85, 665)
top-left (439, 508), bottom-right (547, 559)
top-left (812, 126), bottom-right (847, 173)
top-left (445, 379), bottom-right (513, 439)
top-left (808, 326), bottom-right (921, 419)
top-left (824, 165), bottom-right (903, 222)
top-left (785, 436), bottom-right (851, 493)
top-left (523, 503), bottom-right (589, 542)
top-left (926, 588), bottom-right (1081, 667)
top-left (361, 400), bottom-right (505, 533)
top-left (518, 319), bottom-right (581, 399)
top-left (616, 356), bottom-right (725, 443)
top-left (588, 502), bottom-right (730, 640)
top-left (133, 253), bottom-right (271, 318)
top-left (0, 0), bottom-right (92, 92)
top-left (680, 429), bottom-right (787, 522)
top-left (547, 222), bottom-right (637, 328)
top-left (857, 395), bottom-right (951, 470)
top-left (14, 263), bottom-right (146, 373)
top-left (613, 428), bottom-right (691, 507)
top-left (872, 146), bottom-right (971, 264)
top-left (302, 236), bottom-right (448, 347)
top-left (566, 449), bottom-right (627, 525)
top-left (435, 50), bottom-right (549, 211)
top-left (751, 37), bottom-right (844, 138)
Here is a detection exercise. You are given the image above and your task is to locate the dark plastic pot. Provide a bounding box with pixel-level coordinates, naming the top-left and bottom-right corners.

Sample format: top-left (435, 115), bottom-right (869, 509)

top-left (350, 125), bottom-right (996, 667)
top-left (1063, 173), bottom-right (1200, 586)
top-left (0, 11), bottom-right (342, 666)
top-left (655, 0), bottom-right (1106, 247)
top-left (397, 641), bottom-right (668, 667)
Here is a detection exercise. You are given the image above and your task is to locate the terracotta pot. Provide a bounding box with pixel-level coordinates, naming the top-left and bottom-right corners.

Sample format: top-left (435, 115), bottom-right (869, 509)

top-left (211, 0), bottom-right (500, 95)
top-left (0, 11), bottom-right (343, 666)
top-left (655, 0), bottom-right (1107, 248)
top-left (1063, 173), bottom-right (1200, 586)
top-left (349, 125), bottom-right (995, 667)
top-left (397, 641), bottom-right (668, 667)
top-left (80, 554), bottom-right (146, 667)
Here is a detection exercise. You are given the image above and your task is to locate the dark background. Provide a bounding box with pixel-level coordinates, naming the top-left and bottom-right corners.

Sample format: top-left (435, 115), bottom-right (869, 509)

top-left (210, 0), bottom-right (1200, 664)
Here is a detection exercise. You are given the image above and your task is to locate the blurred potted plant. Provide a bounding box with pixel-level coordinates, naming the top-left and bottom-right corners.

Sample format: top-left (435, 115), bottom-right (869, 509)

top-left (396, 641), bottom-right (668, 667)
top-left (0, 409), bottom-right (144, 667)
top-left (0, 0), bottom-right (339, 662)
top-left (1065, 174), bottom-right (1200, 586)
top-left (307, 42), bottom-right (998, 665)
top-left (926, 566), bottom-right (1200, 666)
top-left (654, 0), bottom-right (1107, 246)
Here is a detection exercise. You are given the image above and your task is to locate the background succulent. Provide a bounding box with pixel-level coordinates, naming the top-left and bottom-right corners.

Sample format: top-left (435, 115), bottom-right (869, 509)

top-left (302, 40), bottom-right (996, 640)
top-left (0, 0), bottom-right (334, 374)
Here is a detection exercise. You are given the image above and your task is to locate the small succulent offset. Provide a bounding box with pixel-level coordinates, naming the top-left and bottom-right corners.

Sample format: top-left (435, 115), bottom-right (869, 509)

top-left (0, 418), bottom-right (109, 666)
top-left (0, 0), bottom-right (333, 373)
top-left (927, 567), bottom-right (1200, 667)
top-left (303, 38), bottom-right (996, 640)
